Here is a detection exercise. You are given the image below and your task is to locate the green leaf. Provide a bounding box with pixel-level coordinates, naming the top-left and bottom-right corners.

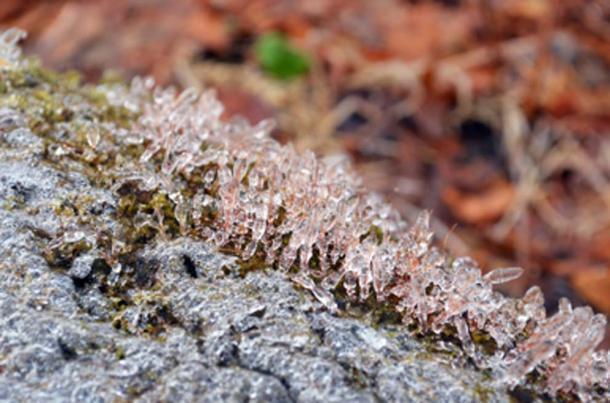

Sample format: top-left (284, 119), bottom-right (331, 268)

top-left (254, 33), bottom-right (310, 80)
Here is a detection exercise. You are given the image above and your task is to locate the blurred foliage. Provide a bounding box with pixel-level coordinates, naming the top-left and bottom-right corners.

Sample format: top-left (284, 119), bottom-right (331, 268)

top-left (254, 33), bottom-right (310, 80)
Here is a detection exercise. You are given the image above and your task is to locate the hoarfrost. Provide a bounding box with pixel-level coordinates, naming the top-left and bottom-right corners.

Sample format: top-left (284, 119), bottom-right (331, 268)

top-left (127, 81), bottom-right (608, 400)
top-left (0, 28), bottom-right (26, 68)
top-left (124, 78), bottom-right (609, 400)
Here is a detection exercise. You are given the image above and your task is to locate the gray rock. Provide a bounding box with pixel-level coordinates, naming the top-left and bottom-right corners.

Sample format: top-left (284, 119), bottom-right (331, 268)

top-left (0, 130), bottom-right (510, 403)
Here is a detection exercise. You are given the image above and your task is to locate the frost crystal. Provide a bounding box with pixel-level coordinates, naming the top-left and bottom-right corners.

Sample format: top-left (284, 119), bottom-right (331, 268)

top-left (128, 84), bottom-right (608, 400)
top-left (0, 28), bottom-right (26, 68)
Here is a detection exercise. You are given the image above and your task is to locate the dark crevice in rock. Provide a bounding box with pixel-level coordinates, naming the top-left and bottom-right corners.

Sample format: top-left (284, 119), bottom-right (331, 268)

top-left (57, 338), bottom-right (78, 361)
top-left (182, 254), bottom-right (198, 278)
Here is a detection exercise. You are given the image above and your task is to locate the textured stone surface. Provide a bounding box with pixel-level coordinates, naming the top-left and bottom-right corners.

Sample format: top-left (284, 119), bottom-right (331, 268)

top-left (0, 131), bottom-right (509, 402)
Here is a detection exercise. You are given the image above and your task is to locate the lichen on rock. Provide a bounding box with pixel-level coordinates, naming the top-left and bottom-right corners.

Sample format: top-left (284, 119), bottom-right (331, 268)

top-left (0, 28), bottom-right (608, 401)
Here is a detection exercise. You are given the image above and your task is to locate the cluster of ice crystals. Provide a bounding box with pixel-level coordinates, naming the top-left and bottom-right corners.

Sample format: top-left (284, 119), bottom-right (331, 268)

top-left (128, 85), bottom-right (608, 399)
top-left (0, 28), bottom-right (26, 68)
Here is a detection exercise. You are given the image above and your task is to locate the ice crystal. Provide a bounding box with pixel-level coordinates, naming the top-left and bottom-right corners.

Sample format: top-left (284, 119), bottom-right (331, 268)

top-left (2, 28), bottom-right (607, 400)
top-left (127, 83), bottom-right (608, 401)
top-left (0, 28), bottom-right (26, 68)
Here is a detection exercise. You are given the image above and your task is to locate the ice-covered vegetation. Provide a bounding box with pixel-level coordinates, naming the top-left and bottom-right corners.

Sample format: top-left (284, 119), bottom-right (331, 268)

top-left (1, 28), bottom-right (608, 401)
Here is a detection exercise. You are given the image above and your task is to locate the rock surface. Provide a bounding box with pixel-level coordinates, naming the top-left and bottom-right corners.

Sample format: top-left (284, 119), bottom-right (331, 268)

top-left (0, 132), bottom-right (509, 402)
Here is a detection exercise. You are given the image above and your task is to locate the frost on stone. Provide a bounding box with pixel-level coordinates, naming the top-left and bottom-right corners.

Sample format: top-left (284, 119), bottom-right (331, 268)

top-left (1, 28), bottom-right (608, 401)
top-left (0, 28), bottom-right (26, 69)
top-left (122, 80), bottom-right (609, 400)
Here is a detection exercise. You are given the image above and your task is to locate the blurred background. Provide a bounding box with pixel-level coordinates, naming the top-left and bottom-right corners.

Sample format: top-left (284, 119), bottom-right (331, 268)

top-left (2, 0), bottom-right (609, 346)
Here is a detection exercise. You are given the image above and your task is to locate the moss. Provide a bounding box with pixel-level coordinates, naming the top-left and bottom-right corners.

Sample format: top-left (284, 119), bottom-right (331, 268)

top-left (0, 57), bottom-right (138, 164)
top-left (240, 161), bottom-right (255, 187)
top-left (358, 225), bottom-right (384, 245)
top-left (150, 192), bottom-right (175, 217)
top-left (371, 225), bottom-right (384, 244)
top-left (110, 296), bottom-right (129, 311)
top-left (474, 383), bottom-right (493, 403)
top-left (2, 194), bottom-right (27, 210)
top-left (111, 315), bottom-right (128, 331)
top-left (114, 345), bottom-right (126, 360)
top-left (238, 255), bottom-right (267, 277)
top-left (43, 238), bottom-right (93, 269)
top-left (370, 302), bottom-right (404, 328)
top-left (471, 329), bottom-right (498, 356)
